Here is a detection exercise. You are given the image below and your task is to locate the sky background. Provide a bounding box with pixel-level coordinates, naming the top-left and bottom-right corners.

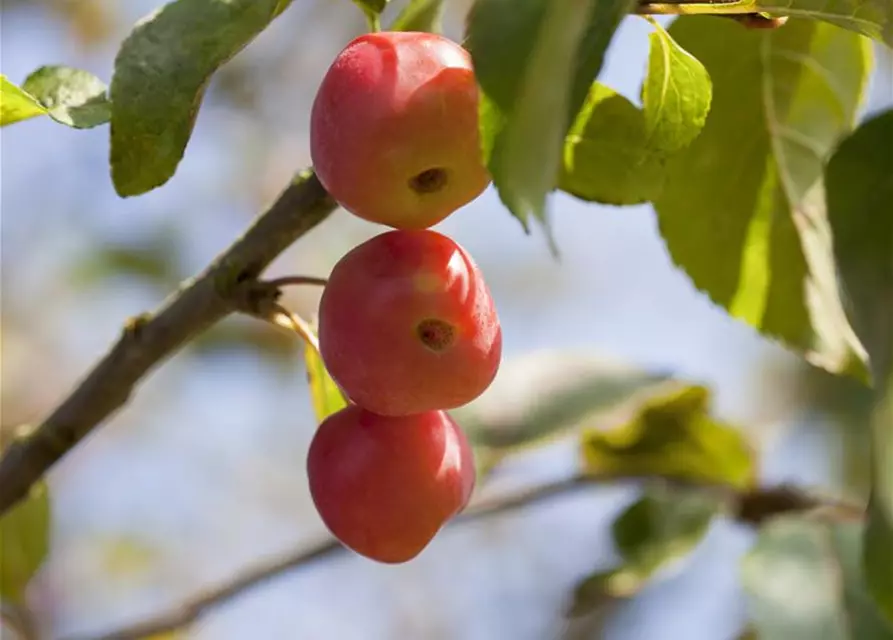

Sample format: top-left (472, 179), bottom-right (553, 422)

top-left (1, 2), bottom-right (891, 639)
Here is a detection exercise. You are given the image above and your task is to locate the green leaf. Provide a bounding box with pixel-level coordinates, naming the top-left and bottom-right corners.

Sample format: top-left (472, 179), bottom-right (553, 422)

top-left (353, 0), bottom-right (388, 14)
top-left (559, 83), bottom-right (666, 206)
top-left (304, 328), bottom-right (348, 424)
top-left (69, 227), bottom-right (184, 289)
top-left (580, 383), bottom-right (757, 489)
top-left (0, 477), bottom-right (50, 605)
top-left (741, 517), bottom-right (893, 639)
top-left (642, 19), bottom-right (712, 155)
top-left (465, 0), bottom-right (634, 242)
top-left (1, 75), bottom-right (48, 126)
top-left (451, 350), bottom-right (673, 450)
top-left (825, 108), bottom-right (893, 626)
top-left (749, 0), bottom-right (893, 47)
top-left (389, 0), bottom-right (444, 32)
top-left (569, 484), bottom-right (721, 616)
top-left (110, 0), bottom-right (294, 197)
top-left (653, 17), bottom-right (872, 380)
top-left (21, 65), bottom-right (110, 129)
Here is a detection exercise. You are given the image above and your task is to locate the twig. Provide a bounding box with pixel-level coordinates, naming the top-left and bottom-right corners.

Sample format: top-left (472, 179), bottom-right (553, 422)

top-left (0, 170), bottom-right (337, 516)
top-left (71, 474), bottom-right (864, 640)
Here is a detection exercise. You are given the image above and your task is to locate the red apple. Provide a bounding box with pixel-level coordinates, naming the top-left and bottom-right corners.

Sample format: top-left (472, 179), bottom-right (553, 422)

top-left (318, 229), bottom-right (502, 416)
top-left (307, 405), bottom-right (476, 563)
top-left (310, 31), bottom-right (490, 229)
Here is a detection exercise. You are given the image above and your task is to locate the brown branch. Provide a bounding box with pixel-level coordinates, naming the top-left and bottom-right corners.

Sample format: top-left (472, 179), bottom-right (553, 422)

top-left (0, 170), bottom-right (337, 516)
top-left (71, 475), bottom-right (864, 640)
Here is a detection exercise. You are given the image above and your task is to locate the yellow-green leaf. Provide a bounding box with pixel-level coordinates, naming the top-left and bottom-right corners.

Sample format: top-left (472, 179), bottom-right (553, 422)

top-left (0, 480), bottom-right (50, 604)
top-left (580, 383), bottom-right (757, 489)
top-left (0, 75), bottom-right (47, 126)
top-left (642, 19), bottom-right (712, 155)
top-left (304, 331), bottom-right (348, 424)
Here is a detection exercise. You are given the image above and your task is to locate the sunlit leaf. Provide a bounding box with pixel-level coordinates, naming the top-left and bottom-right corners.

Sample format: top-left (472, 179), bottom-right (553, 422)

top-left (580, 383), bottom-right (757, 489)
top-left (642, 19), bottom-right (711, 155)
top-left (304, 324), bottom-right (348, 424)
top-left (654, 17), bottom-right (872, 380)
top-left (0, 75), bottom-right (47, 126)
top-left (560, 83), bottom-right (666, 205)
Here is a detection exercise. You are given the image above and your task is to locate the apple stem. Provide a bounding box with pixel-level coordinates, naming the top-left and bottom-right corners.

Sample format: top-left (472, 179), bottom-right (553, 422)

top-left (362, 8), bottom-right (381, 33)
top-left (268, 302), bottom-right (321, 354)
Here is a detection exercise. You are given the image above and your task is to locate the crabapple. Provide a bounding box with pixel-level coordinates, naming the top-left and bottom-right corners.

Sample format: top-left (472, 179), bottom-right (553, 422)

top-left (306, 404), bottom-right (476, 564)
top-left (318, 229), bottom-right (502, 416)
top-left (310, 31), bottom-right (490, 229)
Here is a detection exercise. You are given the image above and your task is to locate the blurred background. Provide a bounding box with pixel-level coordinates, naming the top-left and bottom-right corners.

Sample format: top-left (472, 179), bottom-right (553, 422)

top-left (1, 1), bottom-right (892, 638)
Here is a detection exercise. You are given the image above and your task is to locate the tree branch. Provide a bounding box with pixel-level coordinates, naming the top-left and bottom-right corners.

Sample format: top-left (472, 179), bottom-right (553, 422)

top-left (0, 170), bottom-right (337, 516)
top-left (71, 475), bottom-right (864, 640)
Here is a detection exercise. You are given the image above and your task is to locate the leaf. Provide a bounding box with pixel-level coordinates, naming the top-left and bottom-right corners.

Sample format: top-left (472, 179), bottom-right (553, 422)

top-left (389, 0), bottom-right (444, 32)
top-left (110, 0), bottom-right (294, 197)
top-left (0, 478), bottom-right (50, 605)
top-left (559, 83), bottom-right (666, 206)
top-left (465, 0), bottom-right (634, 243)
top-left (580, 383), bottom-right (757, 489)
top-left (353, 0), bottom-right (388, 15)
top-left (70, 227), bottom-right (184, 289)
top-left (451, 350), bottom-right (674, 450)
top-left (642, 19), bottom-right (712, 155)
top-left (1, 75), bottom-right (48, 126)
top-left (304, 327), bottom-right (348, 424)
top-left (21, 65), bottom-right (110, 128)
top-left (751, 0), bottom-right (893, 47)
top-left (741, 517), bottom-right (893, 640)
top-left (653, 17), bottom-right (872, 381)
top-left (569, 484), bottom-right (721, 616)
top-left (825, 108), bottom-right (893, 625)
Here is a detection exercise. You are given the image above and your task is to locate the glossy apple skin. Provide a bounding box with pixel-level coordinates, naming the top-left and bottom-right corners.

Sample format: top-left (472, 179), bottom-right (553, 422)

top-left (310, 31), bottom-right (490, 229)
top-left (306, 405), bottom-right (476, 564)
top-left (318, 229), bottom-right (502, 416)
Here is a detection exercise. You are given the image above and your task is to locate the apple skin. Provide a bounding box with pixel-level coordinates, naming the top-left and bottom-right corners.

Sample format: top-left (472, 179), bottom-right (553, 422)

top-left (310, 31), bottom-right (490, 229)
top-left (306, 404), bottom-right (476, 564)
top-left (318, 229), bottom-right (502, 417)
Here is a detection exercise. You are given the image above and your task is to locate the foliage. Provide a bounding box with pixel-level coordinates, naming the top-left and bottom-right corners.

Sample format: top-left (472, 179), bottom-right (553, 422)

top-left (1, 0), bottom-right (892, 634)
top-left (580, 383), bottom-right (757, 489)
top-left (0, 434), bottom-right (50, 605)
top-left (825, 109), bottom-right (893, 623)
top-left (742, 517), bottom-right (893, 639)
top-left (569, 484), bottom-right (722, 616)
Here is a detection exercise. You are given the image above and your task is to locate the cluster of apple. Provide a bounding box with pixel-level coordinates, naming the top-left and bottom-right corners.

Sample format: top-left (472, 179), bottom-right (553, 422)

top-left (304, 31), bottom-right (502, 564)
